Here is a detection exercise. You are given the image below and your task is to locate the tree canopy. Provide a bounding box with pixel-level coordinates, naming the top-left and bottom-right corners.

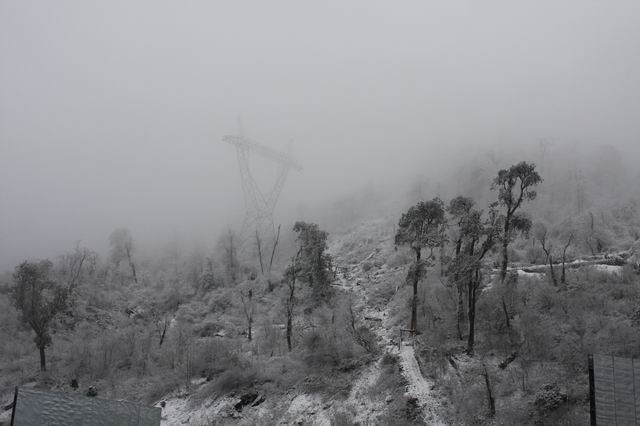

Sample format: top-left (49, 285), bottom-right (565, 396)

top-left (11, 260), bottom-right (67, 371)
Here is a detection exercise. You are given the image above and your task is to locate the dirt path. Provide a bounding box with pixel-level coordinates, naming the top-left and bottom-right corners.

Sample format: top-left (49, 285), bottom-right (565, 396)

top-left (398, 344), bottom-right (445, 425)
top-left (329, 223), bottom-right (446, 425)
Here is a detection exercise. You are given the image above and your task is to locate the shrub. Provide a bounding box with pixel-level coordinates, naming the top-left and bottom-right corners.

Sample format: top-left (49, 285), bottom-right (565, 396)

top-left (212, 365), bottom-right (261, 393)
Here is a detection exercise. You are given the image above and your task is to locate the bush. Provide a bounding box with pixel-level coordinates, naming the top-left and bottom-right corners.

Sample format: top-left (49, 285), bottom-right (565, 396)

top-left (211, 365), bottom-right (261, 393)
top-left (387, 250), bottom-right (412, 268)
top-left (144, 371), bottom-right (183, 404)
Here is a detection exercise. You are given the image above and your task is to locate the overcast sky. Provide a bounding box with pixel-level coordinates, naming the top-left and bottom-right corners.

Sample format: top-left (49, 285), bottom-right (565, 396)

top-left (1, 1), bottom-right (639, 270)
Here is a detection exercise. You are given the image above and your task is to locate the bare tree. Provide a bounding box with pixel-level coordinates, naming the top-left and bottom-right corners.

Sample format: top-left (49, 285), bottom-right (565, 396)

top-left (58, 244), bottom-right (97, 309)
top-left (218, 228), bottom-right (239, 284)
top-left (157, 315), bottom-right (171, 348)
top-left (535, 223), bottom-right (558, 286)
top-left (59, 243), bottom-right (90, 291)
top-left (255, 230), bottom-right (264, 275)
top-left (284, 254), bottom-right (298, 351)
top-left (240, 289), bottom-right (254, 341)
top-left (109, 228), bottom-right (138, 283)
top-left (268, 224), bottom-right (281, 273)
top-left (346, 295), bottom-right (376, 353)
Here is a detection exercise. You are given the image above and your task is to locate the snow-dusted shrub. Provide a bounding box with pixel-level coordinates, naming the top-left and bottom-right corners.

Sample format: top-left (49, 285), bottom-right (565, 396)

top-left (386, 250), bottom-right (412, 268)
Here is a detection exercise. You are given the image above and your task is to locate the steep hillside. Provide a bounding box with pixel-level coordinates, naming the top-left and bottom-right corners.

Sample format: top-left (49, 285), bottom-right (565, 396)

top-left (153, 218), bottom-right (451, 425)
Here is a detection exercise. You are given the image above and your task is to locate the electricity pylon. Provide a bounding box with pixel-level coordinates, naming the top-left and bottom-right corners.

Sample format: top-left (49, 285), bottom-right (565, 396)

top-left (223, 124), bottom-right (302, 248)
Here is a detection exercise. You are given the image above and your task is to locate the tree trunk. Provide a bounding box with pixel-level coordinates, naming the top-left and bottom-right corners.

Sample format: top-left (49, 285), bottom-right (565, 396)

top-left (454, 239), bottom-right (464, 340)
top-left (286, 257), bottom-right (296, 352)
top-left (39, 345), bottom-right (46, 372)
top-left (286, 310), bottom-right (292, 351)
top-left (456, 284), bottom-right (465, 341)
top-left (561, 234), bottom-right (573, 285)
top-left (126, 248), bottom-right (138, 284)
top-left (483, 365), bottom-right (496, 417)
top-left (500, 219), bottom-right (511, 283)
top-left (268, 225), bottom-right (281, 273)
top-left (255, 230), bottom-right (264, 275)
top-left (159, 320), bottom-right (168, 347)
top-left (410, 248), bottom-right (421, 333)
top-left (439, 242), bottom-right (445, 277)
top-left (467, 275), bottom-right (477, 355)
top-left (501, 297), bottom-right (511, 329)
top-left (548, 255), bottom-right (558, 286)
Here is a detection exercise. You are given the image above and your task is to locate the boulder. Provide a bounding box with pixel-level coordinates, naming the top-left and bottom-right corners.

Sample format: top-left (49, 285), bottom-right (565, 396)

top-left (234, 392), bottom-right (259, 412)
top-left (85, 386), bottom-right (98, 397)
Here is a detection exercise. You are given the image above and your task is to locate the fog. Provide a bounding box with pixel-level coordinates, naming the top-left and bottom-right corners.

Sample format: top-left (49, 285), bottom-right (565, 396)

top-left (1, 1), bottom-right (639, 271)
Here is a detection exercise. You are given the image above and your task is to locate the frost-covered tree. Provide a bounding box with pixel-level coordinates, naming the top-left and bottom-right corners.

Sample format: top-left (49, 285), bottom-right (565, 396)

top-left (395, 198), bottom-right (446, 332)
top-left (109, 228), bottom-right (138, 283)
top-left (217, 228), bottom-right (240, 285)
top-left (447, 196), bottom-right (476, 339)
top-left (292, 221), bottom-right (332, 296)
top-left (284, 255), bottom-right (298, 351)
top-left (448, 204), bottom-right (499, 355)
top-left (492, 162), bottom-right (542, 283)
top-left (11, 260), bottom-right (67, 371)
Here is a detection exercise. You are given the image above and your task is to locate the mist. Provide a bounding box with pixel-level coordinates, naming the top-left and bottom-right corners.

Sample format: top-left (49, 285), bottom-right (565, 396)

top-left (2, 0), bottom-right (640, 271)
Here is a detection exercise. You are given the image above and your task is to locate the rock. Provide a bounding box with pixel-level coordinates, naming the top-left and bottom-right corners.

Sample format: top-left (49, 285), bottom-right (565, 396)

top-left (234, 392), bottom-right (259, 412)
top-left (85, 386), bottom-right (98, 397)
top-left (405, 397), bottom-right (420, 421)
top-left (251, 395), bottom-right (265, 407)
top-left (385, 395), bottom-right (394, 404)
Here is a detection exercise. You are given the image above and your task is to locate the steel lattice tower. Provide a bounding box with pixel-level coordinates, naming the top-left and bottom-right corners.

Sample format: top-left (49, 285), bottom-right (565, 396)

top-left (223, 124), bottom-right (302, 246)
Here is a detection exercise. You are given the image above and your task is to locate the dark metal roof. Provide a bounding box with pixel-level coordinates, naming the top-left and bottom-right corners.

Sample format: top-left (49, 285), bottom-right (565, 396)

top-left (590, 354), bottom-right (640, 426)
top-left (11, 387), bottom-right (161, 426)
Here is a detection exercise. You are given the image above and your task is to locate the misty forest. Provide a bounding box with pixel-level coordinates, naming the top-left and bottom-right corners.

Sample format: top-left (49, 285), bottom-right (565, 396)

top-left (2, 2), bottom-right (640, 426)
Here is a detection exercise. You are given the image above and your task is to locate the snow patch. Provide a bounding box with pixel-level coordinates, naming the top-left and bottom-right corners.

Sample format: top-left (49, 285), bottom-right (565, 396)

top-left (592, 264), bottom-right (624, 275)
top-left (279, 394), bottom-right (331, 426)
top-left (398, 345), bottom-right (446, 425)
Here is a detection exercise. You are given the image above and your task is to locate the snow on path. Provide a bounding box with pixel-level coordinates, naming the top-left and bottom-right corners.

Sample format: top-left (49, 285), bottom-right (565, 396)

top-left (398, 344), bottom-right (446, 425)
top-left (329, 224), bottom-right (447, 425)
